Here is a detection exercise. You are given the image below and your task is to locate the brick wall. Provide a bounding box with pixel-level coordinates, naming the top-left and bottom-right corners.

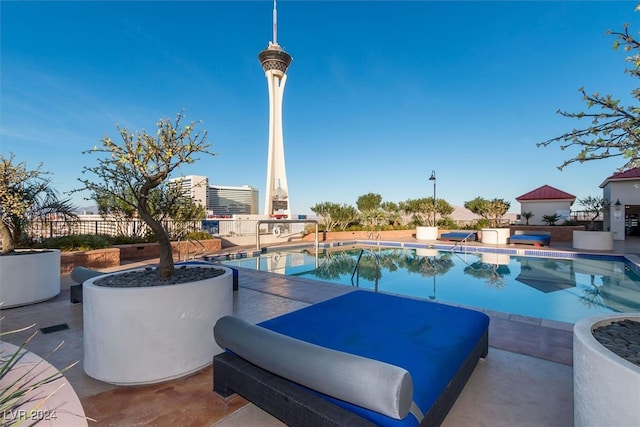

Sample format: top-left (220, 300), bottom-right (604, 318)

top-left (60, 248), bottom-right (120, 275)
top-left (509, 225), bottom-right (584, 242)
top-left (60, 239), bottom-right (222, 274)
top-left (301, 229), bottom-right (416, 242)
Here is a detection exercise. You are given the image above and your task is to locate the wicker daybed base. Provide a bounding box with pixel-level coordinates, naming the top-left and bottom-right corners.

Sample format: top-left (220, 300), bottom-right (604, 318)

top-left (213, 328), bottom-right (488, 427)
top-left (213, 291), bottom-right (489, 426)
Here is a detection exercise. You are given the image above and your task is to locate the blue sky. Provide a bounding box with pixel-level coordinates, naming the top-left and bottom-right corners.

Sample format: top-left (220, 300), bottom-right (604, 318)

top-left (2, 1), bottom-right (639, 215)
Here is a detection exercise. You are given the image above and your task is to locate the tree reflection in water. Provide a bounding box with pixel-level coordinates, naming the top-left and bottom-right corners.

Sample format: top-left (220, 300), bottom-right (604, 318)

top-left (311, 248), bottom-right (455, 285)
top-left (463, 261), bottom-right (511, 289)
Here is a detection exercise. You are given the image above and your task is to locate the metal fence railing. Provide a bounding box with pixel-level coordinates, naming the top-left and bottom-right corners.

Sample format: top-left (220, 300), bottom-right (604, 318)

top-left (27, 219), bottom-right (202, 241)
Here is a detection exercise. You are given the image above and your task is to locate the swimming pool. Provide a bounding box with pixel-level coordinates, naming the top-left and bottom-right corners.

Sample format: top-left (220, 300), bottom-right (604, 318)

top-left (219, 246), bottom-right (640, 324)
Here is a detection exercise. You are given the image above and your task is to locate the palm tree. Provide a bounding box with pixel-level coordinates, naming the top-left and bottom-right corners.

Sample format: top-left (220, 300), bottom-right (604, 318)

top-left (0, 154), bottom-right (76, 254)
top-left (521, 211), bottom-right (534, 225)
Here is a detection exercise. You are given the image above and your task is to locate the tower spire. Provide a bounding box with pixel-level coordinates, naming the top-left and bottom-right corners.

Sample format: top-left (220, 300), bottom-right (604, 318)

top-left (272, 0), bottom-right (278, 45)
top-left (259, 0), bottom-right (292, 219)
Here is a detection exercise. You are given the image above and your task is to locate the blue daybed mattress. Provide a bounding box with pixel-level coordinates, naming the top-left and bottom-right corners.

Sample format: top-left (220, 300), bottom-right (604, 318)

top-left (509, 234), bottom-right (551, 246)
top-left (439, 231), bottom-right (478, 242)
top-left (214, 290), bottom-right (490, 427)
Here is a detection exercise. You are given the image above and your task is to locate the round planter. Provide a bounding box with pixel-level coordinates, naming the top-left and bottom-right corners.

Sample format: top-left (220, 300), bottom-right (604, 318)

top-left (574, 314), bottom-right (640, 427)
top-left (415, 248), bottom-right (439, 257)
top-left (416, 226), bottom-right (438, 241)
top-left (480, 228), bottom-right (510, 245)
top-left (573, 230), bottom-right (614, 251)
top-left (481, 252), bottom-right (510, 265)
top-left (83, 265), bottom-right (233, 385)
top-left (0, 341), bottom-right (88, 426)
top-left (0, 249), bottom-right (60, 308)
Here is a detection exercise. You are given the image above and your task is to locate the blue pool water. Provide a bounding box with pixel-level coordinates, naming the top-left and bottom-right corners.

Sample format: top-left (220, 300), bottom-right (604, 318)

top-left (220, 246), bottom-right (640, 324)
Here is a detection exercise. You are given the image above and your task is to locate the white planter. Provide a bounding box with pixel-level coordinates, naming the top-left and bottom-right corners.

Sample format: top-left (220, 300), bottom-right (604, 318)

top-left (481, 252), bottom-right (510, 265)
top-left (0, 249), bottom-right (60, 308)
top-left (83, 265), bottom-right (233, 385)
top-left (0, 341), bottom-right (88, 426)
top-left (480, 228), bottom-right (510, 245)
top-left (573, 230), bottom-right (614, 251)
top-left (574, 314), bottom-right (640, 427)
top-left (416, 226), bottom-right (438, 241)
top-left (415, 248), bottom-right (439, 257)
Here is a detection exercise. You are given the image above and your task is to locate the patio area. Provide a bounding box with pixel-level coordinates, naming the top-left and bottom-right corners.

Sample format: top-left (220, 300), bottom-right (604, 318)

top-left (7, 236), bottom-right (640, 426)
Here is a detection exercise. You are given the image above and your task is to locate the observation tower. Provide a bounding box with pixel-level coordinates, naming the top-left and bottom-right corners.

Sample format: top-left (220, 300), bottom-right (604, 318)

top-left (259, 0), bottom-right (292, 219)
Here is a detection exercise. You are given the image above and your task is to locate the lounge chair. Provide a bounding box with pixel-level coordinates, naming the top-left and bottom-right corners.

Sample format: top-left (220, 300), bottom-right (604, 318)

top-left (213, 290), bottom-right (490, 427)
top-left (439, 231), bottom-right (478, 242)
top-left (509, 230), bottom-right (551, 246)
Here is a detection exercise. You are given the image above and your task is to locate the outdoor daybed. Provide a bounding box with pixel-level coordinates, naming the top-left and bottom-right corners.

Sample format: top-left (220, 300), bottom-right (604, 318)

top-left (439, 231), bottom-right (478, 242)
top-left (509, 230), bottom-right (551, 247)
top-left (213, 290), bottom-right (490, 427)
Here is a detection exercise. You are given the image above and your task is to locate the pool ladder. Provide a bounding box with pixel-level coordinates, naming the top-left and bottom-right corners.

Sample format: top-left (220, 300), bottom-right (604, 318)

top-left (351, 248), bottom-right (380, 291)
top-left (449, 232), bottom-right (477, 253)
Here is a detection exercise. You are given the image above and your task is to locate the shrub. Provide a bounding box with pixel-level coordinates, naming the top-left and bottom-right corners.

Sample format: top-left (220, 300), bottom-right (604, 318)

top-left (185, 231), bottom-right (213, 240)
top-left (40, 234), bottom-right (110, 251)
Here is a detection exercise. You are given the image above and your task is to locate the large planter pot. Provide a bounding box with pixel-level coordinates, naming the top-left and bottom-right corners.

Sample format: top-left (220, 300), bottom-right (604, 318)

top-left (572, 230), bottom-right (614, 251)
top-left (480, 228), bottom-right (510, 245)
top-left (0, 249), bottom-right (60, 308)
top-left (83, 265), bottom-right (233, 385)
top-left (0, 341), bottom-right (88, 426)
top-left (416, 226), bottom-right (438, 241)
top-left (481, 252), bottom-right (510, 265)
top-left (415, 248), bottom-right (439, 257)
top-left (574, 314), bottom-right (640, 427)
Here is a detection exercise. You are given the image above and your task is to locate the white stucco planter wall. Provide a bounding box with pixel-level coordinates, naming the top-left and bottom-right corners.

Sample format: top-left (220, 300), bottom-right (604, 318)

top-left (0, 341), bottom-right (88, 426)
top-left (83, 265), bottom-right (233, 385)
top-left (415, 248), bottom-right (439, 257)
top-left (572, 231), bottom-right (614, 251)
top-left (574, 314), bottom-right (640, 427)
top-left (481, 252), bottom-right (510, 265)
top-left (480, 228), bottom-right (510, 245)
top-left (0, 249), bottom-right (60, 308)
top-left (416, 226), bottom-right (438, 241)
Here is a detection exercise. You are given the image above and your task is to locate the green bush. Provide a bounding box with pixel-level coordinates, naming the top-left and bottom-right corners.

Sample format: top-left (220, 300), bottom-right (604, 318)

top-left (436, 217), bottom-right (457, 230)
top-left (106, 235), bottom-right (154, 245)
top-left (40, 234), bottom-right (111, 251)
top-left (185, 231), bottom-right (213, 240)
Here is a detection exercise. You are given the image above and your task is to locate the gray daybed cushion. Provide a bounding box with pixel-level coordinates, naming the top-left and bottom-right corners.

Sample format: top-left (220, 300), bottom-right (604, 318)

top-left (214, 315), bottom-right (417, 421)
top-left (70, 266), bottom-right (105, 284)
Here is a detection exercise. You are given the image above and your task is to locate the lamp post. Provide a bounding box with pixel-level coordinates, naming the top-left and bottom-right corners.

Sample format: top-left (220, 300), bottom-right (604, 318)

top-left (428, 170), bottom-right (436, 226)
top-left (614, 199), bottom-right (623, 222)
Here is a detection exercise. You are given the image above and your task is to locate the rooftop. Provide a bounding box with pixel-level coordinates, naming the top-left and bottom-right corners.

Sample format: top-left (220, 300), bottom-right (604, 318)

top-left (4, 237), bottom-right (640, 426)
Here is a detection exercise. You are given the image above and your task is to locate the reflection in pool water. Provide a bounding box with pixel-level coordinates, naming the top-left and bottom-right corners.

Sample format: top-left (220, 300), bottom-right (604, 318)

top-left (221, 247), bottom-right (640, 324)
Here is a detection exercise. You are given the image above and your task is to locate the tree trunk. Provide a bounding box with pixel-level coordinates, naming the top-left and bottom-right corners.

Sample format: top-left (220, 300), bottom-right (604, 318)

top-left (137, 208), bottom-right (174, 279)
top-left (0, 221), bottom-right (14, 254)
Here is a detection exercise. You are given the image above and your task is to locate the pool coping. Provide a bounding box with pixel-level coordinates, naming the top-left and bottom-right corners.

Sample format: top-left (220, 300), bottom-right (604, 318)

top-left (205, 239), bottom-right (640, 334)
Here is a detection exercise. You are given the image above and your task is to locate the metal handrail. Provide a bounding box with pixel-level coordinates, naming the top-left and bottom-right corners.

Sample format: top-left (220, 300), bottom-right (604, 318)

top-left (449, 231), bottom-right (477, 252)
top-left (255, 219), bottom-right (319, 251)
top-left (177, 233), bottom-right (206, 261)
top-left (351, 248), bottom-right (380, 291)
top-left (186, 237), bottom-right (206, 261)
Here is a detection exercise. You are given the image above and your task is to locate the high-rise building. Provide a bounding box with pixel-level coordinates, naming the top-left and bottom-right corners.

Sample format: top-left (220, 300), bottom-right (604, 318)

top-left (169, 175), bottom-right (208, 207)
top-left (169, 175), bottom-right (259, 217)
top-left (259, 0), bottom-right (292, 218)
top-left (207, 185), bottom-right (259, 217)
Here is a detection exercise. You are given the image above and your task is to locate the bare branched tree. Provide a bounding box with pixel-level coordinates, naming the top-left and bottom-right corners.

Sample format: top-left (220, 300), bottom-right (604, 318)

top-left (77, 112), bottom-right (215, 278)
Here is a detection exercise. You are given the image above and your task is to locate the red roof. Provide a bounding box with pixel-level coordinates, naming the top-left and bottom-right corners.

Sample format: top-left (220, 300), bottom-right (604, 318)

top-left (599, 167), bottom-right (640, 188)
top-left (516, 185), bottom-right (576, 202)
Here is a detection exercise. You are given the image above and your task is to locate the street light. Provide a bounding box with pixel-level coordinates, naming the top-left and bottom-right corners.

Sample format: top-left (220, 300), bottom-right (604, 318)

top-left (428, 170), bottom-right (436, 226)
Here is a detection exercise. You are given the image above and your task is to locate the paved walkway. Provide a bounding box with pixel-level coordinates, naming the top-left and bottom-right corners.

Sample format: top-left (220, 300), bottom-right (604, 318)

top-left (5, 237), bottom-right (640, 426)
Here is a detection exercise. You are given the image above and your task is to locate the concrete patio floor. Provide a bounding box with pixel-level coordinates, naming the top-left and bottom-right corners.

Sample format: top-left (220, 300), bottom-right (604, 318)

top-left (6, 237), bottom-right (640, 426)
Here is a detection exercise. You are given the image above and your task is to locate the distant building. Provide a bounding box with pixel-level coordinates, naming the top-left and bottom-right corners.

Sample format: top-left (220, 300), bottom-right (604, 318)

top-left (169, 175), bottom-right (259, 217)
top-left (169, 175), bottom-right (208, 207)
top-left (516, 185), bottom-right (576, 225)
top-left (207, 185), bottom-right (259, 217)
top-left (599, 167), bottom-right (640, 240)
